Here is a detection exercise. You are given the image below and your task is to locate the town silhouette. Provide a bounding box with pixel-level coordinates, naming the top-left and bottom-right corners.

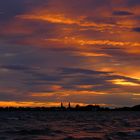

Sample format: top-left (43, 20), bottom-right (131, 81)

top-left (0, 103), bottom-right (140, 111)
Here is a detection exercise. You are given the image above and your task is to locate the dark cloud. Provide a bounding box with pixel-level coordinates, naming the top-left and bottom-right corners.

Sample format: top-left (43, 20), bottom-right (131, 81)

top-left (60, 68), bottom-right (110, 75)
top-left (112, 11), bottom-right (134, 16)
top-left (133, 27), bottom-right (140, 32)
top-left (60, 67), bottom-right (140, 85)
top-left (0, 64), bottom-right (32, 71)
top-left (1, 63), bottom-right (139, 94)
top-left (0, 0), bottom-right (26, 22)
top-left (0, 0), bottom-right (50, 22)
top-left (24, 67), bottom-right (140, 93)
top-left (127, 0), bottom-right (140, 6)
top-left (85, 16), bottom-right (116, 24)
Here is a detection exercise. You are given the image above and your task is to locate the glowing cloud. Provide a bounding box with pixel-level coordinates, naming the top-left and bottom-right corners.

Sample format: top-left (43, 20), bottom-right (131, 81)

top-left (111, 79), bottom-right (140, 86)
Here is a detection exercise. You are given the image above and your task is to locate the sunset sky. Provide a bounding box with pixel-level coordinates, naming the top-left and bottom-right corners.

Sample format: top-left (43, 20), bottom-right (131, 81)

top-left (0, 0), bottom-right (140, 107)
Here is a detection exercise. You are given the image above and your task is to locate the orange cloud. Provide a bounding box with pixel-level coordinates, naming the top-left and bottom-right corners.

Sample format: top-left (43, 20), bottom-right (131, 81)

top-left (44, 37), bottom-right (140, 48)
top-left (133, 93), bottom-right (140, 96)
top-left (30, 90), bottom-right (108, 98)
top-left (0, 101), bottom-right (59, 107)
top-left (17, 10), bottom-right (122, 32)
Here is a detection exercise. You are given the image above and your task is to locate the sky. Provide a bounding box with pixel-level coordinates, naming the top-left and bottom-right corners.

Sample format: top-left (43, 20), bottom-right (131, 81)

top-left (0, 0), bottom-right (140, 107)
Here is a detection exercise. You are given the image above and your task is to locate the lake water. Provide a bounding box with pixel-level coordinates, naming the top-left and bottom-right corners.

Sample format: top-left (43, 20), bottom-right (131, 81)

top-left (0, 111), bottom-right (140, 140)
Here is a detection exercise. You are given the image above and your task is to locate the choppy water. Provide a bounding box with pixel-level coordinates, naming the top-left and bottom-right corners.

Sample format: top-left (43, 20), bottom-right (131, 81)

top-left (0, 111), bottom-right (140, 140)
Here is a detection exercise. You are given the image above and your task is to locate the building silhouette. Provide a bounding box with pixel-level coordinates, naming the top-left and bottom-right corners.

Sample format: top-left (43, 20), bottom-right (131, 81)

top-left (68, 102), bottom-right (71, 108)
top-left (61, 102), bottom-right (63, 108)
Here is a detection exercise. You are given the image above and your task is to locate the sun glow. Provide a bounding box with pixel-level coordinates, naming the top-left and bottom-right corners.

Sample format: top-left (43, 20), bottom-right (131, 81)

top-left (111, 79), bottom-right (139, 86)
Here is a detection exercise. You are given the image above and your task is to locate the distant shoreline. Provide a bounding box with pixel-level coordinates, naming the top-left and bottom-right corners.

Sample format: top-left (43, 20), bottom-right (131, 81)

top-left (0, 104), bottom-right (140, 111)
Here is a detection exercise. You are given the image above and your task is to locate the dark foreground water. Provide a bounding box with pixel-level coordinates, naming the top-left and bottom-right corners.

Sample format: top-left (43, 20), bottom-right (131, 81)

top-left (0, 111), bottom-right (140, 140)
